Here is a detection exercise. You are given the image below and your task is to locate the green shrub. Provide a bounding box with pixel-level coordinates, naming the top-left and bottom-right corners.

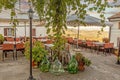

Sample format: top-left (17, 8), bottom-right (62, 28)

top-left (24, 41), bottom-right (48, 63)
top-left (0, 34), bottom-right (4, 44)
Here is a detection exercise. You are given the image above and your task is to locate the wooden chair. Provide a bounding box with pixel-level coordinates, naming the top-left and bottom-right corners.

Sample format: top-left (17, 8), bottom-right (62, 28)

top-left (100, 43), bottom-right (114, 55)
top-left (86, 41), bottom-right (96, 52)
top-left (2, 44), bottom-right (14, 61)
top-left (67, 37), bottom-right (74, 44)
top-left (6, 37), bottom-right (14, 41)
top-left (46, 40), bottom-right (53, 44)
top-left (16, 43), bottom-right (25, 59)
top-left (15, 38), bottom-right (20, 42)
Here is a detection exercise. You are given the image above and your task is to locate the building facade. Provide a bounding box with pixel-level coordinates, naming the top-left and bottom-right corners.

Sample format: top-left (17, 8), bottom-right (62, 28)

top-left (108, 12), bottom-right (120, 47)
top-left (0, 21), bottom-right (47, 38)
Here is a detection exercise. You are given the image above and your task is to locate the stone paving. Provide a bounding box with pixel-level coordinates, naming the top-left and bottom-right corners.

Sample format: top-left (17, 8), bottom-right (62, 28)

top-left (0, 49), bottom-right (120, 80)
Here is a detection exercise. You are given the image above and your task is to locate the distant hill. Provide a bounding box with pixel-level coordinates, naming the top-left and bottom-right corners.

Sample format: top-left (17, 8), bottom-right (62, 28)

top-left (64, 29), bottom-right (109, 42)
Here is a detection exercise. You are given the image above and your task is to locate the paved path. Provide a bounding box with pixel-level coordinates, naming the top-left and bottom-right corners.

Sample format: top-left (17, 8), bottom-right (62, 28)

top-left (0, 50), bottom-right (120, 80)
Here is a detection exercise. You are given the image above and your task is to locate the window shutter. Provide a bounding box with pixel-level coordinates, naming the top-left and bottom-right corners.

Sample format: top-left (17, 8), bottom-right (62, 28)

top-left (32, 29), bottom-right (36, 36)
top-left (119, 22), bottom-right (120, 29)
top-left (4, 28), bottom-right (7, 36)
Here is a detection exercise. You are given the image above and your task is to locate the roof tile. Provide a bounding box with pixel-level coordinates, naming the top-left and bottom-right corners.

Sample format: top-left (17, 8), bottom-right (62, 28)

top-left (108, 12), bottom-right (120, 19)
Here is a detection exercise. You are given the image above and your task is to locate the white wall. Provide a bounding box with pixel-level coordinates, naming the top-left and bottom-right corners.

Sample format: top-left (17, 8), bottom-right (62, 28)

top-left (36, 26), bottom-right (47, 37)
top-left (13, 26), bottom-right (47, 37)
top-left (110, 21), bottom-right (120, 47)
top-left (0, 27), bottom-right (4, 35)
top-left (16, 26), bottom-right (30, 37)
top-left (0, 22), bottom-right (47, 38)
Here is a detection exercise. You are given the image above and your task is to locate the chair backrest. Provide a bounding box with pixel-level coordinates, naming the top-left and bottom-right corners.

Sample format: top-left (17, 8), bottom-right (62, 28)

top-left (6, 37), bottom-right (14, 41)
top-left (67, 37), bottom-right (73, 43)
top-left (86, 41), bottom-right (94, 47)
top-left (46, 40), bottom-right (53, 44)
top-left (86, 40), bottom-right (92, 42)
top-left (104, 43), bottom-right (114, 48)
top-left (78, 40), bottom-right (82, 44)
top-left (74, 39), bottom-right (82, 44)
top-left (15, 38), bottom-right (20, 42)
top-left (16, 43), bottom-right (24, 50)
top-left (2, 44), bottom-right (14, 51)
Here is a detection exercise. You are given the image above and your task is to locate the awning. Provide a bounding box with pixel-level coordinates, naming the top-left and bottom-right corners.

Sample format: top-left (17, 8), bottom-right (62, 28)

top-left (67, 14), bottom-right (112, 27)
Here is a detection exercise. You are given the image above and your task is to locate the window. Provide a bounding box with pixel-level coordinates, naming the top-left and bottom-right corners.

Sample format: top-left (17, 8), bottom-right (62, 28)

top-left (117, 37), bottom-right (120, 47)
top-left (4, 28), bottom-right (14, 36)
top-left (119, 22), bottom-right (120, 29)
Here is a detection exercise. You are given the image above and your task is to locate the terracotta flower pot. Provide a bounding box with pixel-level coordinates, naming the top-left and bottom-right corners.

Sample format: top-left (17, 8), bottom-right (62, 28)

top-left (32, 61), bottom-right (37, 68)
top-left (78, 61), bottom-right (85, 71)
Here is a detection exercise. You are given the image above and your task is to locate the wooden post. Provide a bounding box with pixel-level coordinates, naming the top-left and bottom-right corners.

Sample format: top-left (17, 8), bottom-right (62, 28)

top-left (108, 26), bottom-right (111, 42)
top-left (117, 39), bottom-right (120, 64)
top-left (24, 22), bottom-right (27, 41)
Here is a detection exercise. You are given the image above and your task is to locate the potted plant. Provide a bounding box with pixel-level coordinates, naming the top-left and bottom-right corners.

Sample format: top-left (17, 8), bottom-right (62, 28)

top-left (75, 52), bottom-right (91, 71)
top-left (24, 41), bottom-right (48, 68)
top-left (32, 41), bottom-right (48, 67)
top-left (103, 37), bottom-right (109, 43)
top-left (82, 57), bottom-right (91, 67)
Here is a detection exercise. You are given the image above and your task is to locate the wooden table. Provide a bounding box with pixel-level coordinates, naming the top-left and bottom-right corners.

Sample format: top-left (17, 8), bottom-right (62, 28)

top-left (3, 41), bottom-right (23, 60)
top-left (93, 42), bottom-right (105, 54)
top-left (3, 41), bottom-right (22, 44)
top-left (38, 39), bottom-right (48, 43)
top-left (93, 42), bottom-right (105, 46)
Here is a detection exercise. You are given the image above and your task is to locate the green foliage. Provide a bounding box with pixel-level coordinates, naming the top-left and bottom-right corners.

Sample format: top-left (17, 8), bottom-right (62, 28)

top-left (0, 0), bottom-right (18, 29)
top-left (118, 56), bottom-right (120, 60)
top-left (75, 52), bottom-right (91, 66)
top-left (32, 41), bottom-right (48, 63)
top-left (24, 41), bottom-right (30, 59)
top-left (24, 41), bottom-right (48, 63)
top-left (52, 36), bottom-right (66, 58)
top-left (32, 0), bottom-right (115, 29)
top-left (0, 0), bottom-right (17, 9)
top-left (0, 34), bottom-right (4, 44)
top-left (75, 52), bottom-right (84, 62)
top-left (82, 57), bottom-right (91, 66)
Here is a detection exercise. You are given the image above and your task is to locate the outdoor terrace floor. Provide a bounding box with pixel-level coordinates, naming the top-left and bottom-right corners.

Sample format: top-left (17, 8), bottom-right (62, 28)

top-left (0, 49), bottom-right (120, 80)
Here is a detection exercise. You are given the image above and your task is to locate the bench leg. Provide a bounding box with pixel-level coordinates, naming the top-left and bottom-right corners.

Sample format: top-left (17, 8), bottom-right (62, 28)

top-left (2, 51), bottom-right (5, 61)
top-left (5, 52), bottom-right (7, 58)
top-left (13, 51), bottom-right (15, 60)
top-left (16, 51), bottom-right (17, 60)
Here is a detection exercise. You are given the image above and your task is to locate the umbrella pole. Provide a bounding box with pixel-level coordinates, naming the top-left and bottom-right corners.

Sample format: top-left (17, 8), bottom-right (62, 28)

top-left (77, 25), bottom-right (79, 48)
top-left (24, 22), bottom-right (27, 42)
